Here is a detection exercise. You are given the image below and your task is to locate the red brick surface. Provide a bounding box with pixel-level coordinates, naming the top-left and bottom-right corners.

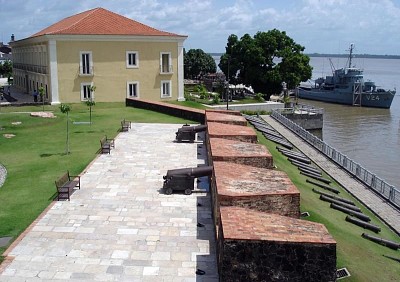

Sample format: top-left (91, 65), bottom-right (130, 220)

top-left (213, 161), bottom-right (300, 217)
top-left (207, 122), bottom-right (257, 143)
top-left (209, 138), bottom-right (273, 169)
top-left (206, 111), bottom-right (248, 126)
top-left (205, 109), bottom-right (242, 116)
top-left (214, 162), bottom-right (298, 196)
top-left (220, 206), bottom-right (336, 244)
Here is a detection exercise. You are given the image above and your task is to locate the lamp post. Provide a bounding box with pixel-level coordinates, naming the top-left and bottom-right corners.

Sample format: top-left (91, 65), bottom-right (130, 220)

top-left (226, 56), bottom-right (230, 110)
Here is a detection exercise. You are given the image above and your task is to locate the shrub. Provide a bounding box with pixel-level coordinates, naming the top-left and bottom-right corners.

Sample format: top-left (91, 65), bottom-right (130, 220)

top-left (211, 93), bottom-right (220, 105)
top-left (254, 93), bottom-right (265, 102)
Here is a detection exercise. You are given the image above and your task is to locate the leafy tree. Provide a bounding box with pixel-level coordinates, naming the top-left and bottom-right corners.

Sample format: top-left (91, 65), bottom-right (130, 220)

top-left (184, 49), bottom-right (216, 79)
top-left (59, 104), bottom-right (71, 155)
top-left (0, 60), bottom-right (12, 77)
top-left (219, 29), bottom-right (312, 99)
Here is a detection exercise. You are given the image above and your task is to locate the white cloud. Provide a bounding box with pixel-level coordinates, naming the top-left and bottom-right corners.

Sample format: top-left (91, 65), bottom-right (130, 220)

top-left (2, 0), bottom-right (400, 54)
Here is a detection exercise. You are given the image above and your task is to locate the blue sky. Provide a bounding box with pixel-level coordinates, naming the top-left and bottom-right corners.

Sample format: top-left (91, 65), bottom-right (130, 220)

top-left (1, 0), bottom-right (400, 55)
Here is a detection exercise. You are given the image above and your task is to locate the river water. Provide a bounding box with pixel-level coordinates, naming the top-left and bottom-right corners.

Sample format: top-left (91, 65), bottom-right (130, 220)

top-left (299, 56), bottom-right (400, 189)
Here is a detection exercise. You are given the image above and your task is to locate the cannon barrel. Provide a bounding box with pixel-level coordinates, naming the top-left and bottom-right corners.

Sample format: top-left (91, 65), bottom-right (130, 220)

top-left (330, 203), bottom-right (371, 222)
top-left (383, 255), bottom-right (400, 263)
top-left (165, 166), bottom-right (213, 178)
top-left (177, 124), bottom-right (207, 133)
top-left (193, 124), bottom-right (207, 133)
top-left (301, 171), bottom-right (331, 184)
top-left (345, 216), bottom-right (381, 233)
top-left (277, 147), bottom-right (306, 158)
top-left (299, 166), bottom-right (322, 176)
top-left (296, 163), bottom-right (322, 174)
top-left (279, 149), bottom-right (307, 159)
top-left (307, 179), bottom-right (339, 193)
top-left (312, 188), bottom-right (354, 205)
top-left (361, 233), bottom-right (400, 250)
top-left (320, 195), bottom-right (361, 212)
top-left (287, 156), bottom-right (311, 164)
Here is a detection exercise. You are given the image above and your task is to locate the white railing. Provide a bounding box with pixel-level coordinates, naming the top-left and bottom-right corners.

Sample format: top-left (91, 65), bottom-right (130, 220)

top-left (271, 110), bottom-right (399, 210)
top-left (160, 65), bottom-right (173, 74)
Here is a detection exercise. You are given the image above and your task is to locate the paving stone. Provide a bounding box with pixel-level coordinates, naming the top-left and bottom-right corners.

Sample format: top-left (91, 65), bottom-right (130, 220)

top-left (0, 124), bottom-right (218, 280)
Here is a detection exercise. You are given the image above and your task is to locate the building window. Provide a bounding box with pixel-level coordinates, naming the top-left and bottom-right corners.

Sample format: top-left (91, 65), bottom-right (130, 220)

top-left (126, 51), bottom-right (139, 68)
top-left (127, 81), bottom-right (139, 98)
top-left (81, 83), bottom-right (93, 101)
top-left (161, 80), bottom-right (171, 98)
top-left (80, 51), bottom-right (93, 75)
top-left (160, 52), bottom-right (172, 73)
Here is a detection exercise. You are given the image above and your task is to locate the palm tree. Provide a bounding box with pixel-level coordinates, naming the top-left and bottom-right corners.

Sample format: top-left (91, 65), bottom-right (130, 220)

top-left (59, 104), bottom-right (71, 154)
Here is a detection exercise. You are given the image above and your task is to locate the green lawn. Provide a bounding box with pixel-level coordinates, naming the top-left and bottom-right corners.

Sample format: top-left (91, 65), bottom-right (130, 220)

top-left (257, 130), bottom-right (400, 282)
top-left (0, 102), bottom-right (194, 259)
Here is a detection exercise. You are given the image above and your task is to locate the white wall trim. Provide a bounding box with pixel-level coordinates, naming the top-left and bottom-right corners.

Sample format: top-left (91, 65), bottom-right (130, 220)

top-left (177, 41), bottom-right (185, 101)
top-left (160, 80), bottom-right (172, 98)
top-left (48, 40), bottom-right (59, 104)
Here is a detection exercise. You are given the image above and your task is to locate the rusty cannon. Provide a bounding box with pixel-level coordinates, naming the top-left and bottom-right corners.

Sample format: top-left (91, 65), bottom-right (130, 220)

top-left (163, 165), bottom-right (213, 195)
top-left (175, 124), bottom-right (207, 142)
top-left (361, 233), bottom-right (400, 250)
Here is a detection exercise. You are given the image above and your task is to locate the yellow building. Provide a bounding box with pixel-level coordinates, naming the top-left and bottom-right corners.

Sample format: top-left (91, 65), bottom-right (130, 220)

top-left (10, 7), bottom-right (187, 104)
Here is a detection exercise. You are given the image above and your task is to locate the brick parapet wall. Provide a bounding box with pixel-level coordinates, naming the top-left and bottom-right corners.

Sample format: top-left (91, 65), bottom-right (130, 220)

top-left (205, 111), bottom-right (248, 126)
top-left (205, 109), bottom-right (242, 116)
top-left (126, 98), bottom-right (205, 123)
top-left (213, 161), bottom-right (300, 218)
top-left (209, 138), bottom-right (273, 169)
top-left (206, 122), bottom-right (258, 143)
top-left (218, 207), bottom-right (337, 282)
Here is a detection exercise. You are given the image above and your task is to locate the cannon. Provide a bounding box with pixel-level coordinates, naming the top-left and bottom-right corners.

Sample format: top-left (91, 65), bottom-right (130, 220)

top-left (330, 203), bottom-right (371, 222)
top-left (361, 233), bottom-right (400, 250)
top-left (307, 179), bottom-right (339, 194)
top-left (175, 124), bottom-right (207, 142)
top-left (346, 216), bottom-right (381, 233)
top-left (163, 165), bottom-right (213, 195)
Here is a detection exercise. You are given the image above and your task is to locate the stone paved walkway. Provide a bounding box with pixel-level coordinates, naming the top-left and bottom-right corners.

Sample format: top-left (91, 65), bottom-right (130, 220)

top-left (263, 115), bottom-right (400, 236)
top-left (0, 123), bottom-right (218, 281)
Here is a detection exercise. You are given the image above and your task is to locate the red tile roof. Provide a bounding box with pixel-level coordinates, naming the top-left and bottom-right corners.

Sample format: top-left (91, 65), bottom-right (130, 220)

top-left (30, 7), bottom-right (185, 38)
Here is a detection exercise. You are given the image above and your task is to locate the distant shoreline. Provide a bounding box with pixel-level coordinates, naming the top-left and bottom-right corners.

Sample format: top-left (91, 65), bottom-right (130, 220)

top-left (209, 53), bottom-right (400, 59)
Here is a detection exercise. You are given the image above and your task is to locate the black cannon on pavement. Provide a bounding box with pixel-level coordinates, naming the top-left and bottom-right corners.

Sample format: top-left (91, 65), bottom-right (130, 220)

top-left (175, 124), bottom-right (207, 142)
top-left (163, 165), bottom-right (213, 195)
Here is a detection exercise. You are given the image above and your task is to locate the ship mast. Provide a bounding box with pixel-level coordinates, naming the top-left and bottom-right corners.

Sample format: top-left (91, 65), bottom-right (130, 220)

top-left (348, 43), bottom-right (354, 68)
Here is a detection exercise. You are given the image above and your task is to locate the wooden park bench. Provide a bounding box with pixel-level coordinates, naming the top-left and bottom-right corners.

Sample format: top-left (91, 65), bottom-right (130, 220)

top-left (100, 135), bottom-right (115, 154)
top-left (55, 171), bottom-right (81, 201)
top-left (121, 119), bottom-right (131, 132)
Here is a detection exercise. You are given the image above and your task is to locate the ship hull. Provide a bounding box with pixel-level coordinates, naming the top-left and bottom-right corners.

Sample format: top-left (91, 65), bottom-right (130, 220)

top-left (297, 88), bottom-right (395, 108)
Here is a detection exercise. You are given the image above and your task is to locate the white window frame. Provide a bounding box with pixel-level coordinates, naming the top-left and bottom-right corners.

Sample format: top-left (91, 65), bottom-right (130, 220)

top-left (79, 51), bottom-right (93, 75)
top-left (81, 82), bottom-right (94, 101)
top-left (127, 81), bottom-right (140, 98)
top-left (161, 80), bottom-right (172, 98)
top-left (160, 52), bottom-right (172, 74)
top-left (126, 51), bottom-right (139, 68)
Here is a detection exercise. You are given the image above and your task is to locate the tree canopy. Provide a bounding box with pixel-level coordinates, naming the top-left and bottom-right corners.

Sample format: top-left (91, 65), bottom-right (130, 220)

top-left (0, 60), bottom-right (12, 78)
top-left (184, 49), bottom-right (216, 79)
top-left (218, 29), bottom-right (312, 97)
